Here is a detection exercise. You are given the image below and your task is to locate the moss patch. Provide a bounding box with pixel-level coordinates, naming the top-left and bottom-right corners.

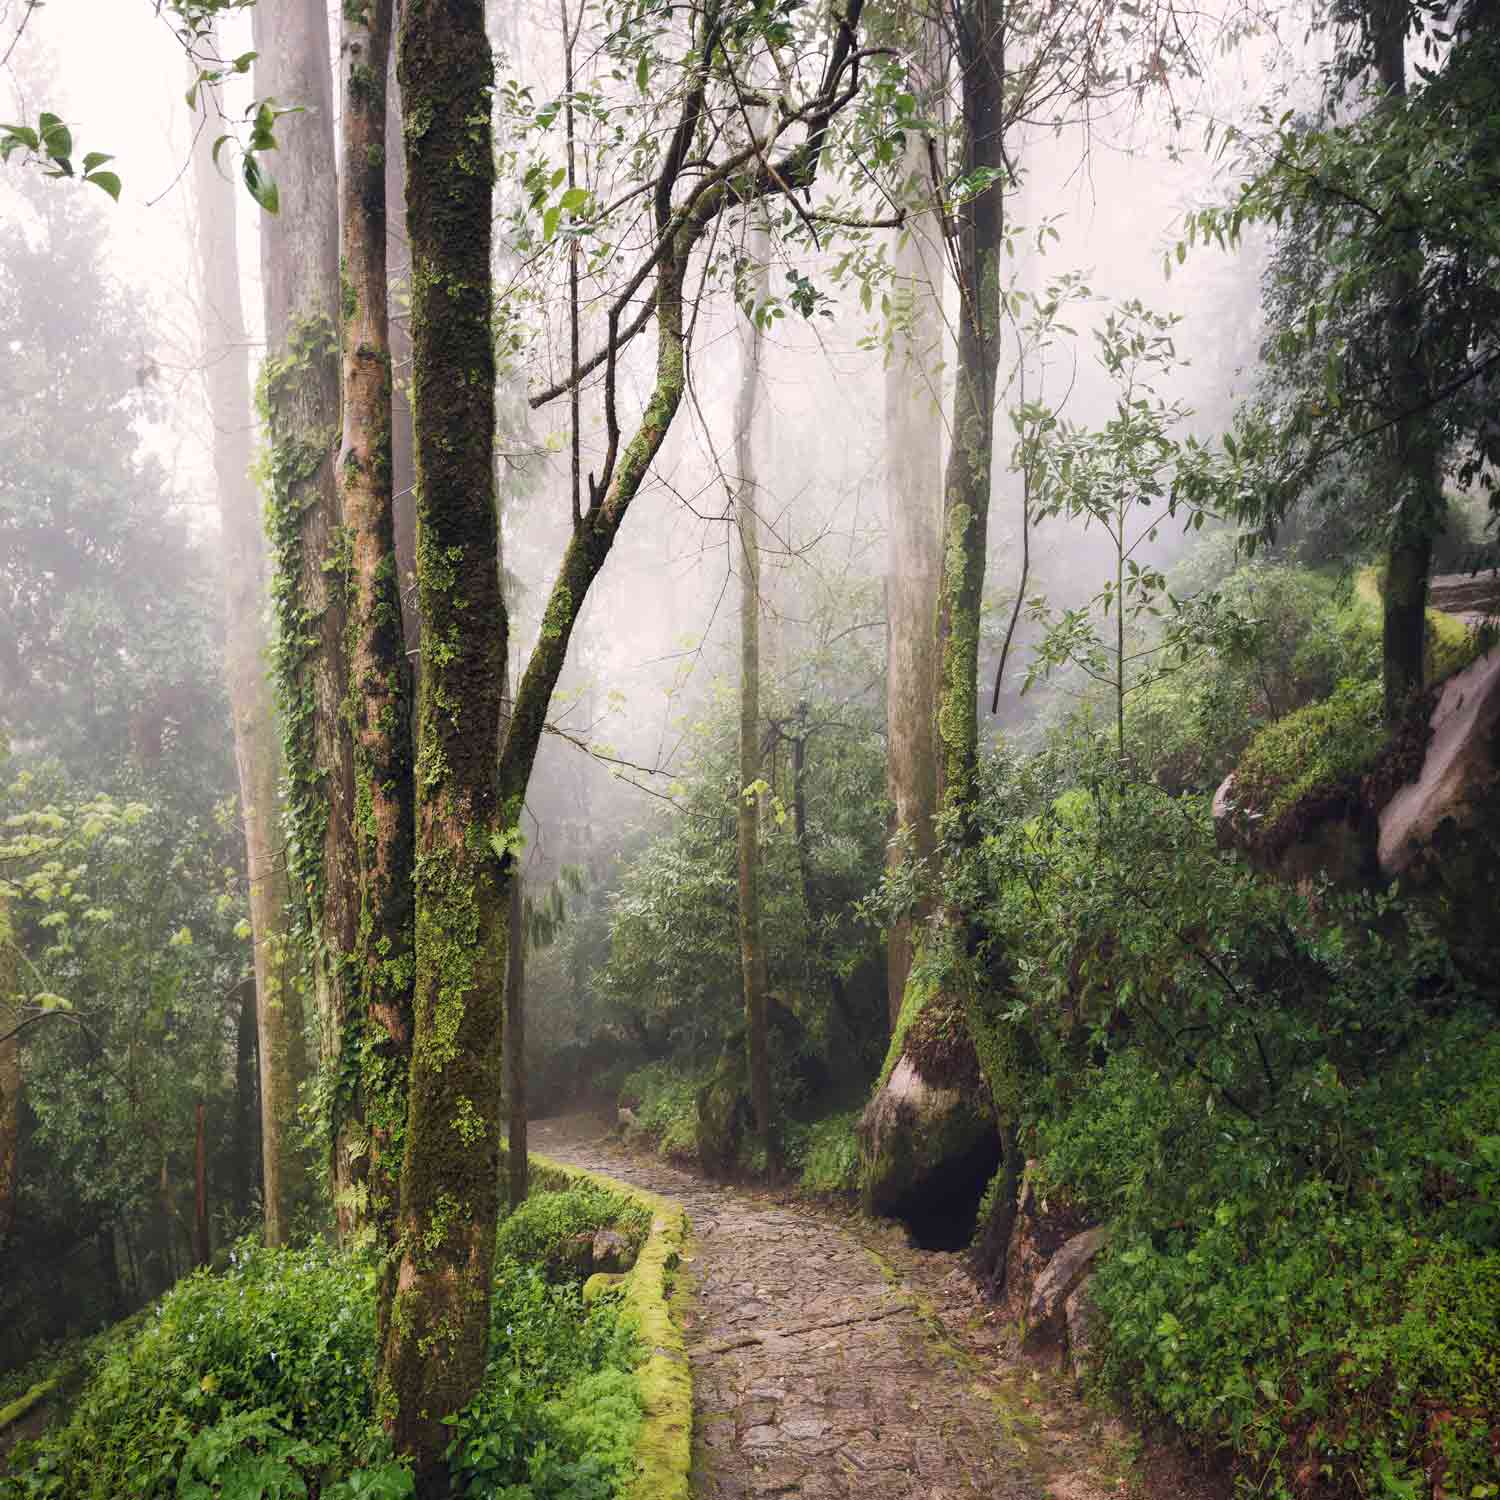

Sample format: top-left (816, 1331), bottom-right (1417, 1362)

top-left (0, 1378), bottom-right (55, 1434)
top-left (529, 1153), bottom-right (692, 1500)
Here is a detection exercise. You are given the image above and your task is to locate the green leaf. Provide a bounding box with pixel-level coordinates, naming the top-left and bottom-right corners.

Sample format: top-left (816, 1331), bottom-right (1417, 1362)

top-left (85, 170), bottom-right (121, 201)
top-left (542, 204), bottom-right (561, 241)
top-left (635, 52), bottom-right (649, 90)
top-left (81, 151), bottom-right (113, 173)
top-left (560, 185), bottom-right (589, 215)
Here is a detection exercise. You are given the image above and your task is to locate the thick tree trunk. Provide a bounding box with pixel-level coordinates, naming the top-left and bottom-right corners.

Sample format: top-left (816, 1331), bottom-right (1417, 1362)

top-left (1371, 0), bottom-right (1441, 722)
top-left (255, 0), bottom-right (359, 1233)
top-left (735, 228), bottom-right (774, 1173)
top-left (339, 0), bottom-right (415, 1261)
top-left (0, 894), bottom-right (18, 1242)
top-left (378, 0), bottom-right (506, 1486)
top-left (189, 61), bottom-right (302, 1248)
top-left (884, 24), bottom-right (944, 1028)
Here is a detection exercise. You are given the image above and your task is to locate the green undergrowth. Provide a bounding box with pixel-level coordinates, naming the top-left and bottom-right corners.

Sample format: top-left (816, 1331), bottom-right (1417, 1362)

top-left (528, 1154), bottom-right (692, 1500)
top-left (1, 1173), bottom-right (674, 1500)
top-left (1229, 675), bottom-right (1387, 840)
top-left (784, 1110), bottom-right (863, 1194)
top-left (496, 1177), bottom-right (651, 1284)
top-left (1037, 1022), bottom-right (1500, 1499)
top-left (617, 1062), bottom-right (703, 1162)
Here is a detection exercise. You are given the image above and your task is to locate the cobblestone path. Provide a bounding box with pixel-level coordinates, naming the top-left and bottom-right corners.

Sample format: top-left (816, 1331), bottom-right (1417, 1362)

top-left (530, 1116), bottom-right (1126, 1500)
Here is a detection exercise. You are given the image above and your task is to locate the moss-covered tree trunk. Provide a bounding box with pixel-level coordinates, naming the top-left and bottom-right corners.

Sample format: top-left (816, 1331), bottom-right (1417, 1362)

top-left (377, 0), bottom-right (506, 1486)
top-left (1372, 0), bottom-right (1441, 723)
top-left (883, 19), bottom-right (944, 1029)
top-left (190, 42), bottom-right (302, 1248)
top-left (255, 0), bottom-right (358, 1234)
top-left (735, 229), bottom-right (773, 1172)
top-left (338, 0), bottom-right (415, 1270)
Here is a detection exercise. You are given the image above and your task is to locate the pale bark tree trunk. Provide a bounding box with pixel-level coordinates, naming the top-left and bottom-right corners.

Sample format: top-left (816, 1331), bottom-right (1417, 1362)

top-left (189, 61), bottom-right (302, 1247)
top-left (339, 0), bottom-right (415, 1268)
top-left (736, 218), bottom-right (774, 1173)
top-left (255, 0), bottom-right (360, 1233)
top-left (193, 1098), bottom-right (211, 1269)
top-left (883, 21), bottom-right (945, 1028)
top-left (1372, 0), bottom-right (1440, 721)
top-left (505, 870), bottom-right (527, 1209)
top-left (0, 894), bottom-right (18, 1242)
top-left (378, 0), bottom-right (506, 1485)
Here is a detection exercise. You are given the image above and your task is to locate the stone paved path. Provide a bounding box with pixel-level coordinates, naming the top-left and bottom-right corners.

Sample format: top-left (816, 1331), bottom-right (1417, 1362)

top-left (530, 1116), bottom-right (1129, 1500)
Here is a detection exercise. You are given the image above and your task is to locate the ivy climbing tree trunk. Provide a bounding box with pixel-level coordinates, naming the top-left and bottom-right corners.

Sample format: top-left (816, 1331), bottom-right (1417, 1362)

top-left (256, 0), bottom-right (360, 1235)
top-left (736, 218), bottom-right (774, 1174)
top-left (1371, 0), bottom-right (1441, 723)
top-left (189, 49), bottom-right (301, 1248)
top-left (338, 0), bottom-right (415, 1269)
top-left (883, 15), bottom-right (944, 1029)
top-left (377, 0), bottom-right (506, 1486)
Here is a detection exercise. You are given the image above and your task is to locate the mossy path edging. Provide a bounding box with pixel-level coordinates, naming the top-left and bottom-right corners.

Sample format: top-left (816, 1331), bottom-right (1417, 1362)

top-left (529, 1150), bottom-right (692, 1500)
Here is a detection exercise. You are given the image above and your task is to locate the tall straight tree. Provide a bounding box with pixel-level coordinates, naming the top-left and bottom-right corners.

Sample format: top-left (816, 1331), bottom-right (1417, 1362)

top-left (375, 0), bottom-right (873, 1478)
top-left (337, 0), bottom-right (415, 1262)
top-left (882, 11), bottom-right (945, 1028)
top-left (735, 216), bottom-right (774, 1172)
top-left (255, 0), bottom-right (361, 1231)
top-left (190, 50), bottom-right (300, 1247)
top-left (1370, 0), bottom-right (1441, 721)
top-left (0, 893), bottom-right (16, 1242)
top-left (376, 0), bottom-right (507, 1484)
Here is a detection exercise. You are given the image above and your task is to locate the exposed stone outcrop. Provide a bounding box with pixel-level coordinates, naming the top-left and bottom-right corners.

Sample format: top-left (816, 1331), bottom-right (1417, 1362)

top-left (858, 1055), bottom-right (998, 1224)
top-left (1378, 646), bottom-right (1500, 879)
top-left (1428, 570), bottom-right (1500, 627)
top-left (1023, 1226), bottom-right (1108, 1348)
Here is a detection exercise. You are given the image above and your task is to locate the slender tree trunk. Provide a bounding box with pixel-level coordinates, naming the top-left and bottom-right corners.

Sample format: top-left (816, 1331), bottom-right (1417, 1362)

top-left (255, 0), bottom-right (358, 1233)
top-left (736, 215), bottom-right (774, 1175)
top-left (0, 894), bottom-right (18, 1242)
top-left (884, 21), bottom-right (944, 1028)
top-left (378, 0), bottom-right (506, 1485)
top-left (193, 1099), bottom-right (211, 1269)
top-left (934, 0), bottom-right (1004, 858)
top-left (505, 871), bottom-right (527, 1208)
top-left (189, 59), bottom-right (302, 1248)
top-left (385, 49), bottom-right (420, 666)
top-left (339, 0), bottom-right (415, 1265)
top-left (1372, 0), bottom-right (1441, 722)
top-left (232, 978), bottom-right (258, 1222)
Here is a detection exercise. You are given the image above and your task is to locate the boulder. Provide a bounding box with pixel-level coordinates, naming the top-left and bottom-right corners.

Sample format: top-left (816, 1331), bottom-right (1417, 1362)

top-left (591, 1227), bottom-right (634, 1273)
top-left (858, 1055), bottom-right (998, 1224)
top-left (1023, 1225), bottom-right (1108, 1348)
top-left (1379, 646), bottom-right (1500, 879)
top-left (616, 1106), bottom-right (638, 1133)
top-left (1064, 1280), bottom-right (1099, 1380)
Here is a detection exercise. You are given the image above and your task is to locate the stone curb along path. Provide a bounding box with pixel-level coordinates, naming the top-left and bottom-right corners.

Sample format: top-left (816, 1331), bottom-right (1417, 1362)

top-left (531, 1117), bottom-right (1109, 1500)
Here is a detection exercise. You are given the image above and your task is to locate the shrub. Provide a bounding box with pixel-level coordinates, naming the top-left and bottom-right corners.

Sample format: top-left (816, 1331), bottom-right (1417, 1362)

top-left (785, 1110), bottom-right (862, 1194)
top-left (619, 1062), bottom-right (704, 1161)
top-left (495, 1182), bottom-right (650, 1283)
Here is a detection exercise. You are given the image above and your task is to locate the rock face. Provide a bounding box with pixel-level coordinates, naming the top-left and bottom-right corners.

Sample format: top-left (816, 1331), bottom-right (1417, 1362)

top-left (1023, 1226), bottom-right (1108, 1349)
top-left (1428, 570), bottom-right (1500, 627)
top-left (1378, 646), bottom-right (1500, 879)
top-left (858, 1055), bottom-right (998, 1225)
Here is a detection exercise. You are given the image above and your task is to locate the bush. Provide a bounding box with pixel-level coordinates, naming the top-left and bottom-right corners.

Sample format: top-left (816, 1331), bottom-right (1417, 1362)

top-left (619, 1062), bottom-right (704, 1161)
top-left (784, 1110), bottom-right (862, 1194)
top-left (495, 1181), bottom-right (650, 1283)
top-left (447, 1265), bottom-right (643, 1500)
top-left (5, 1210), bottom-right (651, 1500)
top-left (1, 1242), bottom-right (398, 1499)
